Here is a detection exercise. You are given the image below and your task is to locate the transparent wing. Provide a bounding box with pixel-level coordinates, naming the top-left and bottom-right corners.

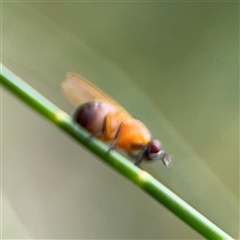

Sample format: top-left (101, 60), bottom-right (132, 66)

top-left (61, 72), bottom-right (132, 118)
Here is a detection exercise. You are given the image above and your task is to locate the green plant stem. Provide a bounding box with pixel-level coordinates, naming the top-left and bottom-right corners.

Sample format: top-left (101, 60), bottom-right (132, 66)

top-left (0, 64), bottom-right (234, 240)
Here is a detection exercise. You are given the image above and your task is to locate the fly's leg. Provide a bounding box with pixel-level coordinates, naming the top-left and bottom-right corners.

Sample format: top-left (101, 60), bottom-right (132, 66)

top-left (107, 122), bottom-right (123, 154)
top-left (134, 146), bottom-right (148, 166)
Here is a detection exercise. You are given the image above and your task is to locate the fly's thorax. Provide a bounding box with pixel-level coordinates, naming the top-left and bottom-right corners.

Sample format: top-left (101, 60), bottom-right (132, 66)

top-left (73, 100), bottom-right (116, 134)
top-left (116, 119), bottom-right (152, 151)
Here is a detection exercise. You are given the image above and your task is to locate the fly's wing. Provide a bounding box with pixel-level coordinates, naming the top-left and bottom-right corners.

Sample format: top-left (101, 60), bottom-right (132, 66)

top-left (61, 72), bottom-right (132, 118)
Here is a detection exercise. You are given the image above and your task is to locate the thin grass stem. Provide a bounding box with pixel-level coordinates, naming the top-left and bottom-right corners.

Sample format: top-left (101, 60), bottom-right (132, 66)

top-left (0, 63), bottom-right (234, 240)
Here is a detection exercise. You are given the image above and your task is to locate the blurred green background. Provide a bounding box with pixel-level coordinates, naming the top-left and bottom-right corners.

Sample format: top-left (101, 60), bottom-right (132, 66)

top-left (1, 1), bottom-right (239, 239)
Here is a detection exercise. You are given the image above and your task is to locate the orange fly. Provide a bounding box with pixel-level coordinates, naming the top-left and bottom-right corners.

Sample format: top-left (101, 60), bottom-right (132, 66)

top-left (61, 72), bottom-right (171, 166)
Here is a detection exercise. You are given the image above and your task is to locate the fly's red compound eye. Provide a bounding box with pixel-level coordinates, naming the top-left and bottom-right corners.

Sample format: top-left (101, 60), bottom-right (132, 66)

top-left (146, 140), bottom-right (171, 166)
top-left (149, 140), bottom-right (162, 154)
